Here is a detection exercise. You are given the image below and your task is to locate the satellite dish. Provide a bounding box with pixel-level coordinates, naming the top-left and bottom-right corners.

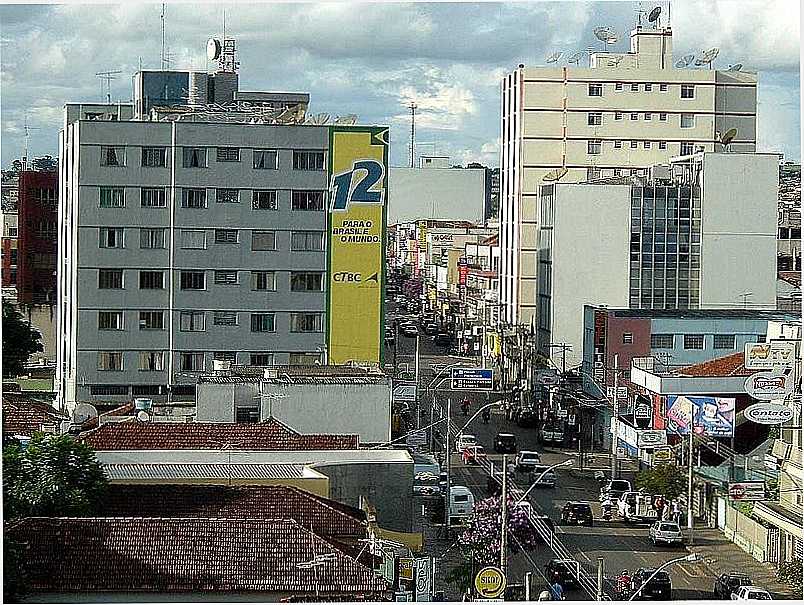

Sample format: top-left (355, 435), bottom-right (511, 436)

top-left (567, 51), bottom-right (584, 65)
top-left (648, 6), bottom-right (662, 23)
top-left (594, 26), bottom-right (619, 44)
top-left (207, 38), bottom-right (222, 61)
top-left (334, 114), bottom-right (358, 125)
top-left (727, 63), bottom-right (743, 72)
top-left (136, 410), bottom-right (151, 422)
top-left (306, 112), bottom-right (331, 125)
top-left (676, 54), bottom-right (694, 68)
top-left (546, 51), bottom-right (562, 63)
top-left (695, 47), bottom-right (719, 67)
top-left (609, 56), bottom-right (623, 67)
top-left (721, 128), bottom-right (738, 147)
top-left (73, 403), bottom-right (99, 425)
top-left (674, 60), bottom-right (687, 68)
top-left (543, 167), bottom-right (568, 182)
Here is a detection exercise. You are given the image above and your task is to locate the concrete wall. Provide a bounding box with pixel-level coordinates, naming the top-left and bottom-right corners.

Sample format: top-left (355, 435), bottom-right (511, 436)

top-left (388, 168), bottom-right (485, 224)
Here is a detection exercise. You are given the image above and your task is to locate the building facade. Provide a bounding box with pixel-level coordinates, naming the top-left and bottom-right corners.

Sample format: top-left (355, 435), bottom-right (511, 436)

top-left (387, 166), bottom-right (486, 224)
top-left (17, 169), bottom-right (58, 305)
top-left (499, 23), bottom-right (758, 327)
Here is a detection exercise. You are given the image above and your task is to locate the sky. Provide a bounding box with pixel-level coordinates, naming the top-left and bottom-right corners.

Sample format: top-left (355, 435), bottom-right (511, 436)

top-left (0, 0), bottom-right (800, 169)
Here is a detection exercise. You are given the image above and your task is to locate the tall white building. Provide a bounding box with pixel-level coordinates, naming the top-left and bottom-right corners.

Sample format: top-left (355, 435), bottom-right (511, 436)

top-left (499, 23), bottom-right (758, 326)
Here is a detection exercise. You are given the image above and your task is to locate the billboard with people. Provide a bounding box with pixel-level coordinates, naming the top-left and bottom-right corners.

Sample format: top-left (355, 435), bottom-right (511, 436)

top-left (665, 395), bottom-right (735, 437)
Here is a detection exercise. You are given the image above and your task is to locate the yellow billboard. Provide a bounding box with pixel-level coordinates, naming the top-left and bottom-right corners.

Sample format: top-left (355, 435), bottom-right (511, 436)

top-left (327, 126), bottom-right (389, 365)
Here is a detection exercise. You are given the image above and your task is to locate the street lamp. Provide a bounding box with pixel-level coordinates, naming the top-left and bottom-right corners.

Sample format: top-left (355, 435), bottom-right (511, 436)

top-left (457, 401), bottom-right (501, 436)
top-left (514, 459), bottom-right (574, 505)
top-left (627, 553), bottom-right (700, 601)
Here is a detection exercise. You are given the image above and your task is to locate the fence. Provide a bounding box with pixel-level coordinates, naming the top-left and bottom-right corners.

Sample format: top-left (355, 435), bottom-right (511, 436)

top-left (721, 500), bottom-right (779, 563)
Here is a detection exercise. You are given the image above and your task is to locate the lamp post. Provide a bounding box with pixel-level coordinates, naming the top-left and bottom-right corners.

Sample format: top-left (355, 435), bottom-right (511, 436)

top-left (627, 554), bottom-right (700, 601)
top-left (514, 459), bottom-right (574, 505)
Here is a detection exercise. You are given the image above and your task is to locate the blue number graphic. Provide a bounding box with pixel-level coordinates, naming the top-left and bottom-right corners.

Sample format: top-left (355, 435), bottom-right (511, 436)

top-left (329, 159), bottom-right (385, 212)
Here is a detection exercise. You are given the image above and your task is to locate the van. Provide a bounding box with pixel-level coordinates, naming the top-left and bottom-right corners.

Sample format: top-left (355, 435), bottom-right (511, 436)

top-left (449, 486), bottom-right (475, 522)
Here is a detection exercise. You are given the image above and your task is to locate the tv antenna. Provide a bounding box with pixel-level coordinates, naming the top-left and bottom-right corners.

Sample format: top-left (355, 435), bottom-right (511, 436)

top-left (160, 3), bottom-right (167, 69)
top-left (95, 70), bottom-right (122, 104)
top-left (719, 128), bottom-right (738, 152)
top-left (542, 167), bottom-right (569, 182)
top-left (334, 114), bottom-right (358, 125)
top-left (727, 63), bottom-right (743, 72)
top-left (566, 51), bottom-right (584, 65)
top-left (546, 51), bottom-right (562, 64)
top-left (407, 101), bottom-right (417, 168)
top-left (306, 112), bottom-right (331, 126)
top-left (695, 47), bottom-right (719, 69)
top-left (675, 54), bottom-right (695, 68)
top-left (22, 113), bottom-right (41, 170)
top-left (593, 26), bottom-right (619, 47)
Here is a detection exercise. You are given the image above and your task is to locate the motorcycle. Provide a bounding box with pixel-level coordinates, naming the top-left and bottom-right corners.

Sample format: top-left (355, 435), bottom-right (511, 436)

top-left (601, 499), bottom-right (614, 521)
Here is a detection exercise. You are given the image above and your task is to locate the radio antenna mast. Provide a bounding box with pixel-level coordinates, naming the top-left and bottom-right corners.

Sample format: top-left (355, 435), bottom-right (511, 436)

top-left (95, 70), bottom-right (122, 104)
top-left (408, 101), bottom-right (417, 168)
top-left (160, 3), bottom-right (166, 69)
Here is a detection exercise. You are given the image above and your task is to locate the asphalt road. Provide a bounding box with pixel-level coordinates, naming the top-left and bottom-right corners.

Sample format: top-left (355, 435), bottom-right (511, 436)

top-left (389, 305), bottom-right (715, 600)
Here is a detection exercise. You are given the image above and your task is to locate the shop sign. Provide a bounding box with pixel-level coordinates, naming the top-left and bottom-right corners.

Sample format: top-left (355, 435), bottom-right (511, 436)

top-left (744, 402), bottom-right (794, 425)
top-left (744, 341), bottom-right (796, 370)
top-left (398, 557), bottom-right (415, 581)
top-left (415, 558), bottom-right (431, 602)
top-left (653, 447), bottom-right (672, 463)
top-left (637, 430), bottom-right (667, 448)
top-left (474, 566), bottom-right (506, 599)
top-left (728, 481), bottom-right (766, 501)
top-left (744, 372), bottom-right (794, 401)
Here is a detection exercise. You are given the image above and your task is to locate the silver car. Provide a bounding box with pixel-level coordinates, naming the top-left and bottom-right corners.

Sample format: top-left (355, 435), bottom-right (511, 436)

top-left (649, 520), bottom-right (684, 546)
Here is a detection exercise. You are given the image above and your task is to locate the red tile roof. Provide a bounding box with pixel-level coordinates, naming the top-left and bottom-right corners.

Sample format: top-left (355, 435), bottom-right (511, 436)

top-left (95, 485), bottom-right (367, 538)
top-left (81, 417), bottom-right (359, 451)
top-left (6, 517), bottom-right (388, 595)
top-left (678, 352), bottom-right (753, 377)
top-left (779, 271), bottom-right (802, 287)
top-left (2, 393), bottom-right (66, 437)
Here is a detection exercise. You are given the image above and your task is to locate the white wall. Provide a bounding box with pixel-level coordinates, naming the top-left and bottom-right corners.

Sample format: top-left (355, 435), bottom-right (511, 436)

top-left (388, 168), bottom-right (485, 224)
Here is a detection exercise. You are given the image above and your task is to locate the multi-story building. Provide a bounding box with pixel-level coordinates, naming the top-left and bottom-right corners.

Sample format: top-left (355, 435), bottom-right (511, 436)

top-left (500, 22), bottom-right (757, 327)
top-left (2, 170), bottom-right (19, 288)
top-left (777, 163), bottom-right (800, 272)
top-left (387, 164), bottom-right (486, 224)
top-left (17, 169), bottom-right (58, 305)
top-left (535, 152), bottom-right (778, 369)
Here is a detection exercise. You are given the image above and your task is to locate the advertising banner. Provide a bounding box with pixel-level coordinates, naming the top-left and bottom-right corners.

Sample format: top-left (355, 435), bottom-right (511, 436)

top-left (665, 395), bottom-right (735, 437)
top-left (637, 430), bottom-right (667, 448)
top-left (728, 481), bottom-right (766, 501)
top-left (744, 372), bottom-right (795, 401)
top-left (327, 126), bottom-right (389, 365)
top-left (415, 558), bottom-right (432, 602)
top-left (744, 341), bottom-right (796, 370)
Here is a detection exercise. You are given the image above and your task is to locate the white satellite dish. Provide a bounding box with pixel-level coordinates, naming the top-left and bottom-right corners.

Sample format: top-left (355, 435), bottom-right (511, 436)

top-left (306, 112), bottom-right (330, 125)
top-left (207, 38), bottom-right (222, 61)
top-left (727, 63), bottom-right (743, 72)
top-left (648, 6), bottom-right (662, 24)
top-left (695, 47), bottom-right (719, 68)
top-left (334, 114), bottom-right (358, 125)
top-left (675, 54), bottom-right (695, 68)
top-left (136, 410), bottom-right (151, 422)
top-left (593, 26), bottom-right (619, 44)
top-left (73, 403), bottom-right (99, 425)
top-left (567, 51), bottom-right (584, 65)
top-left (546, 51), bottom-right (562, 64)
top-left (542, 167), bottom-right (568, 182)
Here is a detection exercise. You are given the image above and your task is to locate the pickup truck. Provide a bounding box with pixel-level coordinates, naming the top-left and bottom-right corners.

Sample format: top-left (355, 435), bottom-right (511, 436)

top-left (539, 424), bottom-right (565, 445)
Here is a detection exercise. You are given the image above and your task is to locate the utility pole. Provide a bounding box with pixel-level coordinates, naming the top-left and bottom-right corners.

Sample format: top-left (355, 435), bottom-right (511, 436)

top-left (596, 558), bottom-right (605, 601)
top-left (500, 453), bottom-right (509, 577)
top-left (610, 354), bottom-right (620, 479)
top-left (415, 332), bottom-right (421, 429)
top-left (160, 3), bottom-right (166, 70)
top-left (445, 397), bottom-right (451, 535)
top-left (687, 420), bottom-right (695, 544)
top-left (408, 102), bottom-right (417, 168)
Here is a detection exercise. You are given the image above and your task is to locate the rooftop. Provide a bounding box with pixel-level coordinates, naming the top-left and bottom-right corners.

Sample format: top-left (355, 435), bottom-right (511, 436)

top-left (101, 462), bottom-right (321, 482)
top-left (2, 393), bottom-right (66, 437)
top-left (6, 517), bottom-right (387, 595)
top-left (81, 417), bottom-right (359, 451)
top-left (198, 364), bottom-right (388, 385)
top-left (587, 305), bottom-right (798, 321)
top-left (676, 352), bottom-right (753, 378)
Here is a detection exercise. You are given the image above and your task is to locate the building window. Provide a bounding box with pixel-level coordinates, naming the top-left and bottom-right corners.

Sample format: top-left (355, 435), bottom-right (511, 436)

top-left (182, 147), bottom-right (207, 168)
top-left (216, 147), bottom-right (240, 162)
top-left (587, 167), bottom-right (601, 181)
top-left (681, 114), bottom-right (695, 128)
top-left (680, 142), bottom-right (695, 155)
top-left (614, 140), bottom-right (623, 149)
top-left (588, 112), bottom-right (603, 126)
top-left (213, 351), bottom-right (237, 363)
top-left (613, 168), bottom-right (622, 176)
top-left (141, 147), bottom-right (167, 167)
top-left (139, 311), bottom-right (164, 330)
top-left (216, 189), bottom-right (239, 204)
top-left (252, 231), bottom-right (277, 251)
top-left (99, 187), bottom-right (125, 208)
top-left (659, 113), bottom-right (668, 122)
top-left (630, 113), bottom-right (639, 121)
top-left (180, 352), bottom-right (205, 371)
top-left (99, 227), bottom-right (124, 248)
top-left (252, 190), bottom-right (278, 210)
top-left (615, 82), bottom-right (623, 91)
top-left (253, 149), bottom-right (278, 169)
top-left (138, 351), bottom-right (164, 371)
top-left (588, 83), bottom-right (602, 96)
top-left (181, 188), bottom-right (207, 208)
top-left (180, 311), bottom-right (205, 332)
top-left (290, 231), bottom-right (324, 251)
top-left (180, 271), bottom-right (205, 290)
top-left (683, 334), bottom-right (705, 349)
top-left (614, 112), bottom-right (623, 121)
top-left (587, 139), bottom-right (602, 155)
top-left (98, 269), bottom-right (123, 289)
top-left (630, 141), bottom-right (638, 149)
top-left (622, 332), bottom-right (633, 344)
top-left (214, 229), bottom-right (238, 244)
top-left (139, 271), bottom-right (164, 290)
top-left (290, 272), bottom-right (323, 292)
top-left (214, 270), bottom-right (239, 285)
top-left (290, 312), bottom-right (323, 333)
top-left (236, 407), bottom-right (260, 423)
top-left (250, 353), bottom-right (274, 367)
top-left (644, 141), bottom-right (652, 149)
top-left (213, 311), bottom-right (238, 326)
top-left (179, 229), bottom-right (206, 249)
top-left (293, 150), bottom-right (325, 171)
top-left (659, 141), bottom-right (667, 150)
top-left (90, 385), bottom-right (128, 396)
top-left (681, 85), bottom-right (695, 99)
top-left (659, 83), bottom-right (668, 92)
top-left (98, 311), bottom-right (124, 331)
top-left (651, 334), bottom-right (674, 349)
top-left (250, 313), bottom-right (276, 332)
top-left (644, 113), bottom-right (652, 121)
top-left (644, 83), bottom-right (653, 92)
top-left (630, 83), bottom-right (639, 92)
top-left (141, 187), bottom-right (167, 208)
top-left (98, 351), bottom-right (124, 371)
top-left (251, 271), bottom-right (276, 291)
top-left (292, 190), bottom-right (325, 211)
top-left (714, 334), bottom-right (736, 349)
top-left (140, 228), bottom-right (166, 249)
top-left (289, 352), bottom-right (321, 366)
top-left (100, 146), bottom-right (125, 166)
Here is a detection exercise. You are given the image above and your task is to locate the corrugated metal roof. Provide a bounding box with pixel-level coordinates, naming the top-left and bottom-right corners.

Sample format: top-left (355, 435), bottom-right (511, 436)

top-left (200, 375), bottom-right (388, 385)
top-left (104, 463), bottom-right (308, 481)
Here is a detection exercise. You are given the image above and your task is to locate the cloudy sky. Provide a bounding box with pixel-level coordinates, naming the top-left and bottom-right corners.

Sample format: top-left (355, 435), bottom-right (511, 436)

top-left (0, 0), bottom-right (800, 168)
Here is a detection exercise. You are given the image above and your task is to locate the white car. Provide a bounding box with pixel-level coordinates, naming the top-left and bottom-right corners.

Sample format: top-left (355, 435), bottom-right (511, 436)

top-left (649, 521), bottom-right (683, 546)
top-left (515, 450), bottom-right (542, 472)
top-left (731, 586), bottom-right (772, 600)
top-left (454, 434), bottom-right (477, 453)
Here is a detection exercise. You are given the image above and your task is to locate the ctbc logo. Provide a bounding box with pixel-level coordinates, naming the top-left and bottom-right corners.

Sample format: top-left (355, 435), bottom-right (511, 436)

top-left (332, 271), bottom-right (379, 284)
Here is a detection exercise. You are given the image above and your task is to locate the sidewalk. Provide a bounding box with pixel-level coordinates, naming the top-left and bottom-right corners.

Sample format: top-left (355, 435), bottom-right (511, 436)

top-left (687, 527), bottom-right (801, 600)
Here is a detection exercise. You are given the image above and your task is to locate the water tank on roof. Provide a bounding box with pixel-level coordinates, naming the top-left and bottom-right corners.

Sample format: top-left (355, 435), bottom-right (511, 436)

top-left (188, 72), bottom-right (208, 105)
top-left (134, 398), bottom-right (153, 411)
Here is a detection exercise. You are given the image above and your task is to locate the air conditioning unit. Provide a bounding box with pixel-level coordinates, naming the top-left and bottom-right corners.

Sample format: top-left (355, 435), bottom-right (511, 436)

top-left (212, 360), bottom-right (231, 373)
top-left (264, 368), bottom-right (278, 379)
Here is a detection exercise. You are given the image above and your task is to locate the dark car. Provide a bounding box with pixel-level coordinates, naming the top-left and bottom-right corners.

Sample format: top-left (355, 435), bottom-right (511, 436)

top-left (516, 408), bottom-right (539, 428)
top-left (561, 501), bottom-right (593, 526)
top-left (631, 568), bottom-right (672, 600)
top-left (494, 432), bottom-right (518, 454)
top-left (545, 559), bottom-right (580, 588)
top-left (713, 573), bottom-right (753, 599)
top-left (423, 322), bottom-right (439, 336)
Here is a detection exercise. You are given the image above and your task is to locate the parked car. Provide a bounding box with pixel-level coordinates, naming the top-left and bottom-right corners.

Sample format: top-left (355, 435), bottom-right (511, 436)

top-left (515, 450), bottom-right (542, 472)
top-left (545, 559), bottom-right (580, 587)
top-left (539, 423), bottom-right (565, 445)
top-left (561, 501), bottom-right (593, 526)
top-left (494, 432), bottom-right (518, 454)
top-left (384, 329), bottom-right (395, 345)
top-left (516, 407), bottom-right (539, 428)
top-left (600, 479), bottom-right (632, 502)
top-left (631, 568), bottom-right (672, 600)
top-left (731, 586), bottom-right (772, 600)
top-left (412, 452), bottom-right (440, 477)
top-left (454, 434), bottom-right (477, 453)
top-left (434, 332), bottom-right (452, 347)
top-left (713, 573), bottom-right (753, 599)
top-left (462, 445), bottom-right (488, 465)
top-left (398, 320), bottom-right (416, 333)
top-left (402, 325), bottom-right (419, 338)
top-left (423, 322), bottom-right (439, 335)
top-left (528, 465), bottom-right (557, 488)
top-left (413, 471), bottom-right (442, 498)
top-left (648, 521), bottom-right (684, 546)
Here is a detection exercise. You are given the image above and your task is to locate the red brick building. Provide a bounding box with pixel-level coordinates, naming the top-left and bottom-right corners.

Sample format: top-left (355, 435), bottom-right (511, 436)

top-left (17, 170), bottom-right (58, 304)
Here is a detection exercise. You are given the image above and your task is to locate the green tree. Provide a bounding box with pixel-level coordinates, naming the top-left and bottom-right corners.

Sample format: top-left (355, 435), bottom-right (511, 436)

top-left (2, 301), bottom-right (43, 378)
top-left (635, 464), bottom-right (686, 500)
top-left (2, 434), bottom-right (108, 519)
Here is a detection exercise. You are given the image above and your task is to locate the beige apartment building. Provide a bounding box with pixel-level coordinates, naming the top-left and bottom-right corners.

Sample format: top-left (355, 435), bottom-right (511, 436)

top-left (499, 23), bottom-right (758, 326)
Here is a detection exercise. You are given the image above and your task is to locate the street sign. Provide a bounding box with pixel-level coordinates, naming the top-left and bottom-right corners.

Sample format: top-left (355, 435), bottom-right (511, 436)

top-left (393, 384), bottom-right (417, 402)
top-left (607, 387), bottom-right (628, 401)
top-left (744, 341), bottom-right (797, 370)
top-left (634, 400), bottom-right (653, 430)
top-left (653, 447), bottom-right (672, 463)
top-left (398, 557), bottom-right (415, 582)
top-left (637, 430), bottom-right (667, 448)
top-left (415, 558), bottom-right (431, 602)
top-left (744, 372), bottom-right (794, 401)
top-left (728, 481), bottom-right (766, 501)
top-left (451, 368), bottom-right (494, 391)
top-left (744, 402), bottom-right (794, 425)
top-left (474, 566), bottom-right (506, 599)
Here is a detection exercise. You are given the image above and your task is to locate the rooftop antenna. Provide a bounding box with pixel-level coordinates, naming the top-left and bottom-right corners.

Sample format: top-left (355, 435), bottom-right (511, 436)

top-left (160, 3), bottom-right (166, 70)
top-left (546, 51), bottom-right (562, 64)
top-left (593, 26), bottom-right (619, 50)
top-left (727, 63), bottom-right (743, 72)
top-left (675, 54), bottom-right (695, 68)
top-left (408, 101), bottom-right (417, 168)
top-left (95, 70), bottom-right (122, 104)
top-left (22, 113), bottom-right (41, 170)
top-left (567, 51), bottom-right (584, 65)
top-left (695, 47), bottom-right (720, 69)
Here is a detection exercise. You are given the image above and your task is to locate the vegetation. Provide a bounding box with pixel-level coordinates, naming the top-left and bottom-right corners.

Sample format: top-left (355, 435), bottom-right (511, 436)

top-left (634, 464), bottom-right (686, 500)
top-left (777, 558), bottom-right (803, 592)
top-left (2, 301), bottom-right (43, 378)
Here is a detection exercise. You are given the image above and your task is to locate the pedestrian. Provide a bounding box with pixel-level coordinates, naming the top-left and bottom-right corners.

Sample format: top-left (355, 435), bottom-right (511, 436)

top-left (671, 500), bottom-right (681, 524)
top-left (550, 579), bottom-right (564, 601)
